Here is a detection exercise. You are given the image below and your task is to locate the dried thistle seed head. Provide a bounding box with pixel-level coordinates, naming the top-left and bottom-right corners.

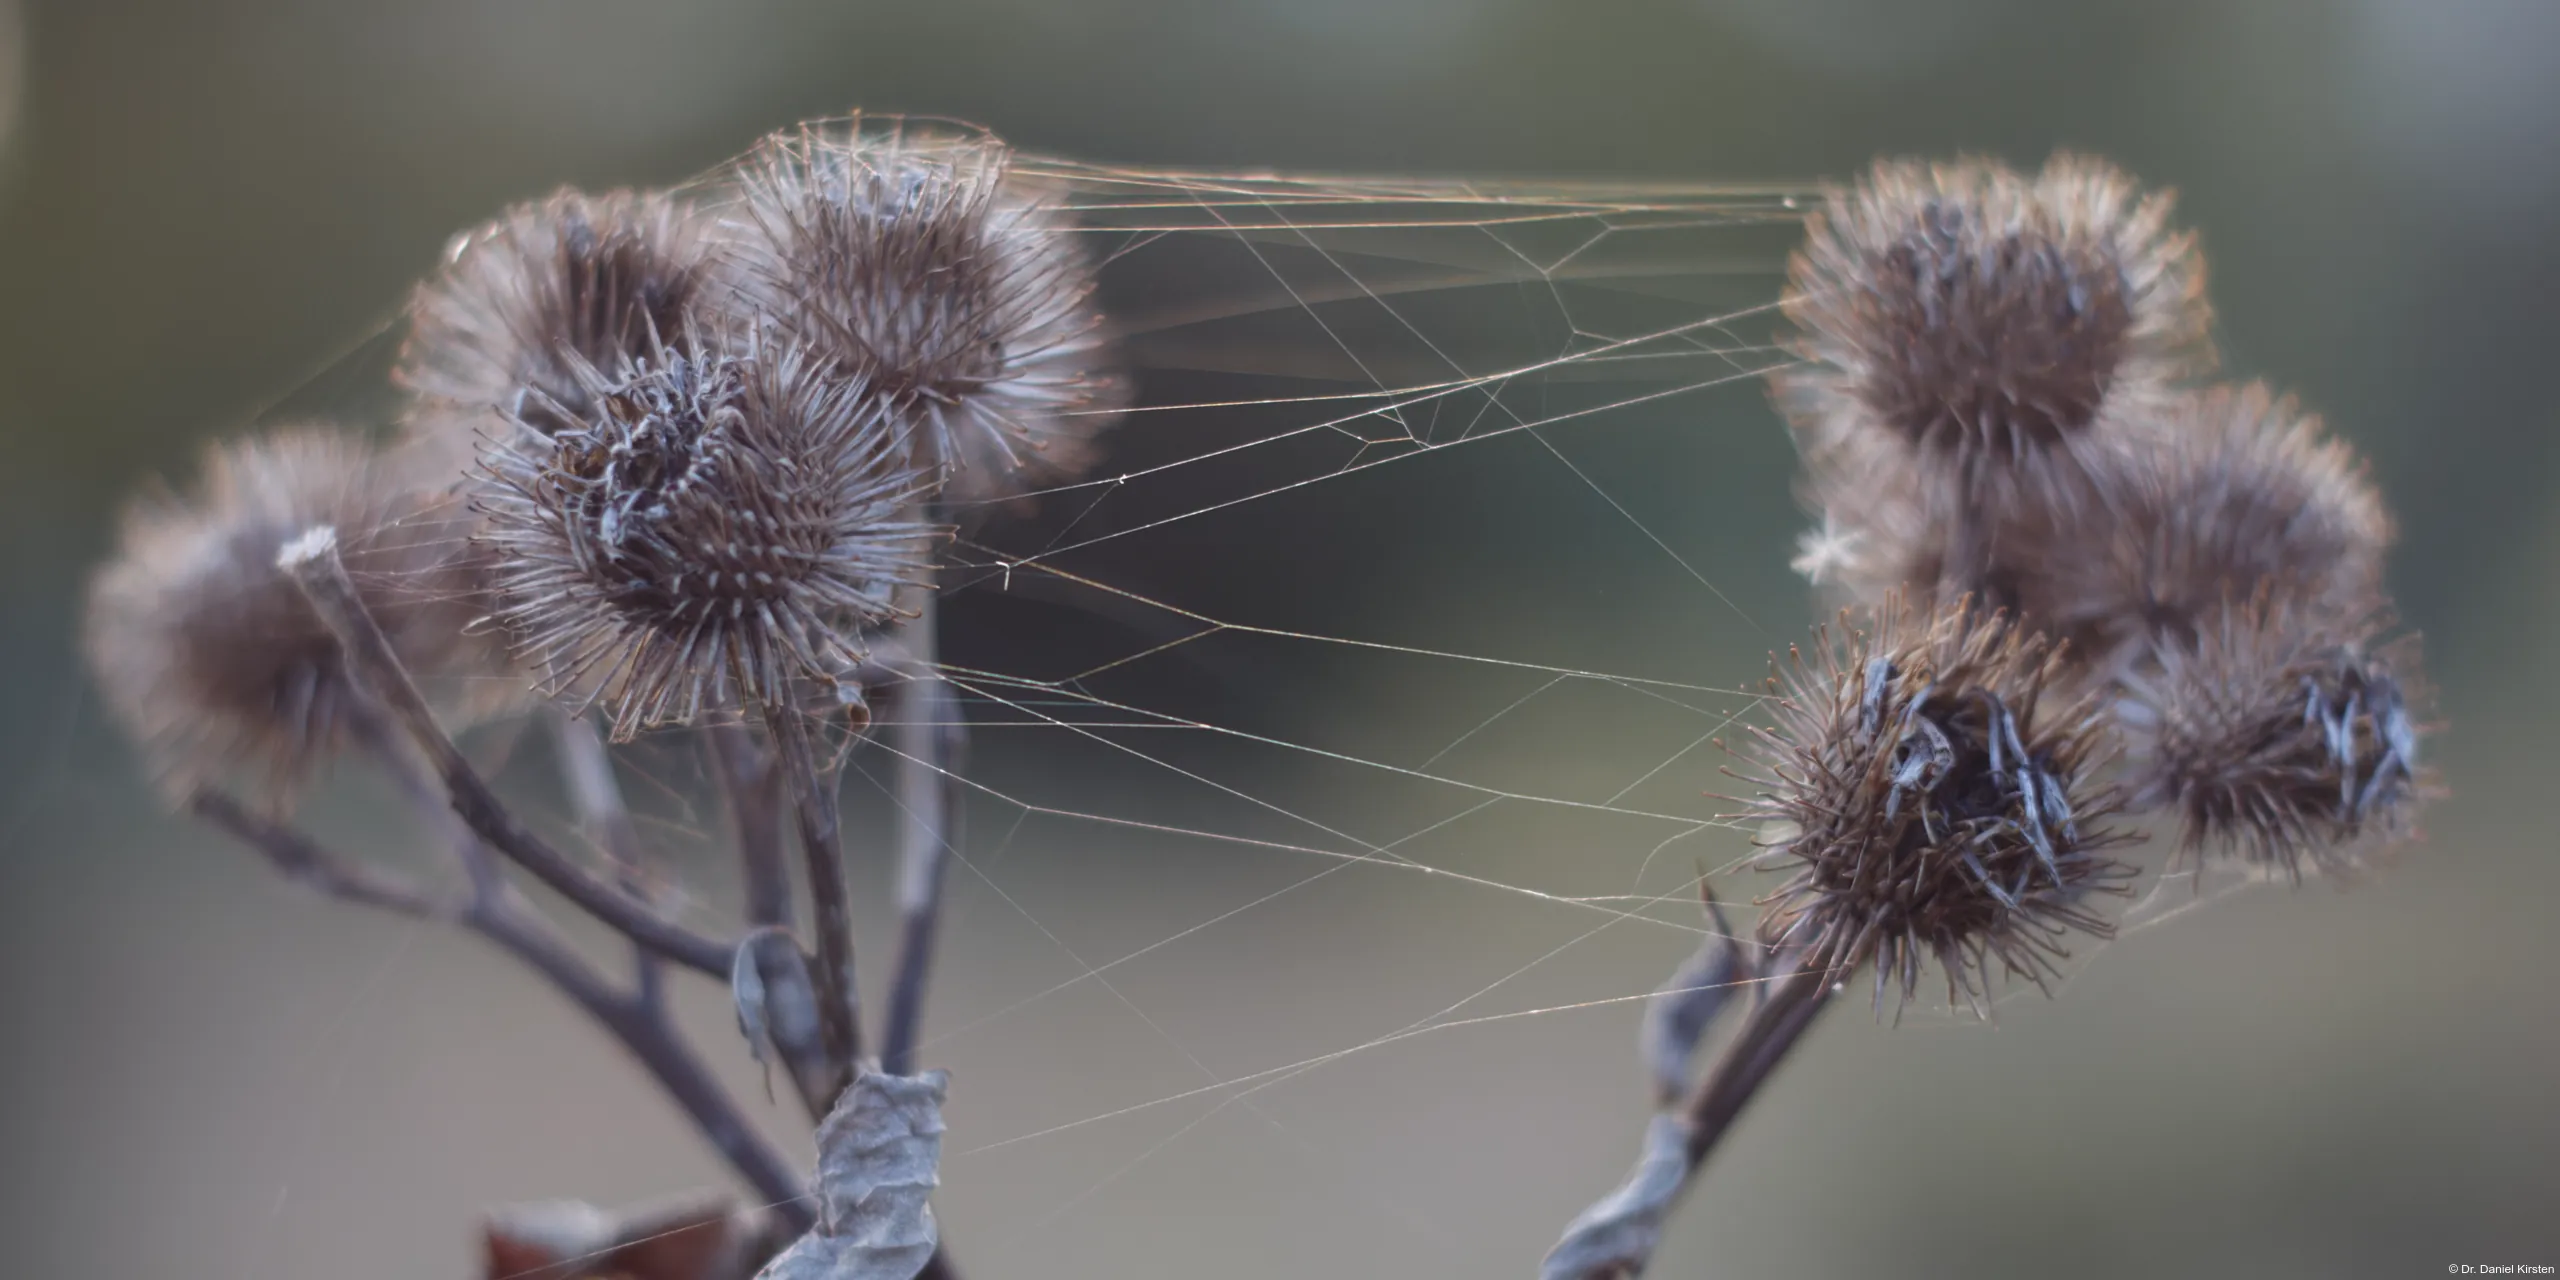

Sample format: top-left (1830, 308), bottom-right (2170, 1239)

top-left (2120, 594), bottom-right (2432, 881)
top-left (721, 118), bottom-right (1126, 507)
top-left (2008, 382), bottom-right (2392, 673)
top-left (1737, 600), bottom-right (2135, 1016)
top-left (1773, 151), bottom-right (2211, 486)
top-left (475, 328), bottom-right (934, 738)
top-left (398, 187), bottom-right (714, 454)
top-left (83, 427), bottom-right (501, 802)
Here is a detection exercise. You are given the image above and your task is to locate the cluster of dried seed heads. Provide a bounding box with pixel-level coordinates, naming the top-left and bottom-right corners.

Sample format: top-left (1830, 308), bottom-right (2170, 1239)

top-left (83, 116), bottom-right (1131, 790)
top-left (1758, 148), bottom-right (2435, 1003)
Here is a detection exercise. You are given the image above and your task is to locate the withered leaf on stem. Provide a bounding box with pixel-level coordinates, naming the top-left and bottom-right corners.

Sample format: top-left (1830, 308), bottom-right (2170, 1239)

top-left (1637, 887), bottom-right (1748, 1106)
top-left (1540, 1113), bottom-right (1694, 1280)
top-left (756, 1070), bottom-right (951, 1280)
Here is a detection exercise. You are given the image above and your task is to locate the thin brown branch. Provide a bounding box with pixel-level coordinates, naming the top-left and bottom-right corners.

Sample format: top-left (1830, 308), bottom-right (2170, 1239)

top-left (556, 712), bottom-right (666, 1002)
top-left (1676, 955), bottom-right (1831, 1168)
top-left (882, 590), bottom-right (962, 1078)
top-left (762, 696), bottom-right (862, 1104)
top-left (470, 892), bottom-right (812, 1235)
top-left (710, 720), bottom-right (794, 931)
top-left (1543, 949), bottom-right (1831, 1280)
top-left (276, 526), bottom-right (734, 979)
top-left (188, 790), bottom-right (445, 919)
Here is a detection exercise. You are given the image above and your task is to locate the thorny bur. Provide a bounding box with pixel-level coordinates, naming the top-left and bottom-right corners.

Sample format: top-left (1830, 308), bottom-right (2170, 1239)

top-left (398, 188), bottom-right (716, 450)
top-left (1774, 152), bottom-right (2212, 488)
top-left (2119, 594), bottom-right (2431, 880)
top-left (1738, 601), bottom-right (2133, 1016)
top-left (473, 329), bottom-right (935, 737)
top-left (722, 118), bottom-right (1126, 507)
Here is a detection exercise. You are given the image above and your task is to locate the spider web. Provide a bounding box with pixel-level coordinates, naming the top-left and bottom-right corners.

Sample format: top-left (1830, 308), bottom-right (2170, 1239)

top-left (96, 139), bottom-right (2270, 1280)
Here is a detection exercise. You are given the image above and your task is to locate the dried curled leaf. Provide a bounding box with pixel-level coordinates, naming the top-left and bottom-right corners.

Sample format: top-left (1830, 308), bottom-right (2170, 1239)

top-left (732, 926), bottom-right (829, 1105)
top-left (1637, 889), bottom-right (1747, 1106)
top-left (1540, 1113), bottom-right (1694, 1280)
top-left (756, 1070), bottom-right (951, 1280)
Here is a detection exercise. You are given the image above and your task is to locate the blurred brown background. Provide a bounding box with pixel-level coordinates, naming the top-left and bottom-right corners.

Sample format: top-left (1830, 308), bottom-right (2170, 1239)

top-left (2, 1), bottom-right (2556, 1277)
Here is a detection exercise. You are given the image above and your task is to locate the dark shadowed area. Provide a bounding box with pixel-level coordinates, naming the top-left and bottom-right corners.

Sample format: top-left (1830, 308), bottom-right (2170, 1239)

top-left (2, 2), bottom-right (2555, 1278)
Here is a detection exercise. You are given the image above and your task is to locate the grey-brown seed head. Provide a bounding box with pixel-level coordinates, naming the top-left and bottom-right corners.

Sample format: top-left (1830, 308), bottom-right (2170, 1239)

top-left (1739, 600), bottom-right (2135, 1016)
top-left (398, 187), bottom-right (714, 459)
top-left (2005, 382), bottom-right (2393, 675)
top-left (1773, 152), bottom-right (2212, 487)
top-left (83, 427), bottom-right (500, 802)
top-left (2120, 594), bottom-right (2431, 881)
top-left (720, 117), bottom-right (1126, 508)
top-left (474, 328), bottom-right (935, 738)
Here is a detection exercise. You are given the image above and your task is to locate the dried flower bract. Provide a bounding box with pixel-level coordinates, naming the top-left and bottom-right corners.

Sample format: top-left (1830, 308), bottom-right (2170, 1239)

top-left (2120, 595), bottom-right (2430, 880)
top-left (399, 188), bottom-right (715, 451)
top-left (475, 329), bottom-right (933, 737)
top-left (1738, 600), bottom-right (2134, 1015)
top-left (1774, 152), bottom-right (2211, 486)
top-left (722, 116), bottom-right (1124, 506)
top-left (83, 428), bottom-right (497, 800)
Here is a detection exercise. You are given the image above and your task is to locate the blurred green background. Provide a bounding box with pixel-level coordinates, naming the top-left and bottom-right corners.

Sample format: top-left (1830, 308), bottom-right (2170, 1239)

top-left (2, 1), bottom-right (2555, 1277)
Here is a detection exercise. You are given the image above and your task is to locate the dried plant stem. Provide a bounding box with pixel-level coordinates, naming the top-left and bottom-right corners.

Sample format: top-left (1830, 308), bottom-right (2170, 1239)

top-left (1543, 948), bottom-right (1833, 1280)
top-left (710, 720), bottom-right (795, 930)
top-left (762, 696), bottom-right (863, 1102)
top-left (882, 588), bottom-right (962, 1078)
top-left (1676, 955), bottom-right (1832, 1169)
top-left (188, 791), bottom-right (816, 1236)
top-left (556, 712), bottom-right (667, 1000)
top-left (190, 790), bottom-right (440, 918)
top-left (276, 527), bottom-right (734, 978)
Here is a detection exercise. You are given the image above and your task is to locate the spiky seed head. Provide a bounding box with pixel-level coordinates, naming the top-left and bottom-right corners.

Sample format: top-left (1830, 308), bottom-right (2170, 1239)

top-left (474, 327), bottom-right (935, 738)
top-left (2120, 593), bottom-right (2432, 881)
top-left (1737, 599), bottom-right (2135, 1016)
top-left (2006, 382), bottom-right (2393, 674)
top-left (719, 117), bottom-right (1126, 507)
top-left (1773, 151), bottom-right (2212, 489)
top-left (82, 428), bottom-right (503, 802)
top-left (398, 187), bottom-right (714, 456)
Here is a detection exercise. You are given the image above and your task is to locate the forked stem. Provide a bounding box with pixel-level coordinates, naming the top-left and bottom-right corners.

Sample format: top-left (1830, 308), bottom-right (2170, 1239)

top-left (189, 791), bottom-right (816, 1236)
top-left (276, 527), bottom-right (734, 978)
